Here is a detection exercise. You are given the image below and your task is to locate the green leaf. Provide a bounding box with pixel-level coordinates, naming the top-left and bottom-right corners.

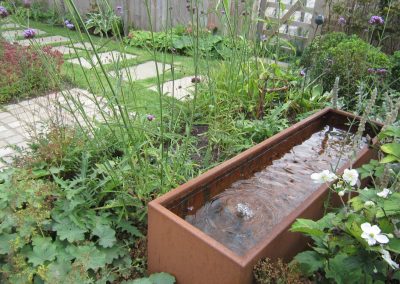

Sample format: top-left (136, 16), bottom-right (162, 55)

top-left (325, 254), bottom-right (364, 284)
top-left (387, 238), bottom-right (400, 254)
top-left (27, 237), bottom-right (57, 266)
top-left (93, 224), bottom-right (116, 248)
top-left (149, 272), bottom-right (176, 284)
top-left (381, 143), bottom-right (400, 158)
top-left (46, 260), bottom-right (72, 282)
top-left (290, 219), bottom-right (324, 237)
top-left (380, 155), bottom-right (398, 164)
top-left (53, 218), bottom-right (87, 243)
top-left (130, 279), bottom-right (152, 284)
top-left (66, 244), bottom-right (107, 271)
top-left (292, 251), bottom-right (324, 276)
top-left (0, 233), bottom-right (17, 254)
top-left (101, 245), bottom-right (127, 264)
top-left (117, 220), bottom-right (143, 237)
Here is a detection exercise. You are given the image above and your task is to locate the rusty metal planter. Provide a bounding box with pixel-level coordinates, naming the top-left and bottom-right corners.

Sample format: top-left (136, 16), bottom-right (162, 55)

top-left (148, 108), bottom-right (382, 284)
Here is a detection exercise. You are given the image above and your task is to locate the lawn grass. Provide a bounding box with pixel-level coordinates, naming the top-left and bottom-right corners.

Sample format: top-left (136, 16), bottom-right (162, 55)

top-left (4, 19), bottom-right (216, 116)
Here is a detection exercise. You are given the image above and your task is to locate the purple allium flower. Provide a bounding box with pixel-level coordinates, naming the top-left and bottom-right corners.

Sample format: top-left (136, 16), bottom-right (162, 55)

top-left (147, 114), bottom-right (155, 121)
top-left (23, 0), bottom-right (31, 8)
top-left (64, 19), bottom-right (70, 25)
top-left (116, 5), bottom-right (123, 14)
top-left (300, 69), bottom-right (306, 77)
top-left (369, 15), bottom-right (384, 25)
top-left (377, 68), bottom-right (387, 75)
top-left (0, 6), bottom-right (9, 18)
top-left (66, 23), bottom-right (75, 30)
top-left (367, 68), bottom-right (375, 74)
top-left (23, 28), bottom-right (36, 39)
top-left (338, 16), bottom-right (346, 26)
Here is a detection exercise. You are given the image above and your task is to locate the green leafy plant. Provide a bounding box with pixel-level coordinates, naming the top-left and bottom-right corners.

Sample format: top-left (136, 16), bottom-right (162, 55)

top-left (301, 33), bottom-right (391, 98)
top-left (85, 9), bottom-right (122, 37)
top-left (290, 126), bottom-right (400, 283)
top-left (390, 51), bottom-right (400, 91)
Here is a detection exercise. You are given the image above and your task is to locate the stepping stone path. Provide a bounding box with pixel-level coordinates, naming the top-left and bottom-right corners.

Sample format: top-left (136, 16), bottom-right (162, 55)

top-left (0, 89), bottom-right (108, 169)
top-left (68, 51), bottom-right (136, 68)
top-left (17, 35), bottom-right (71, 47)
top-left (109, 61), bottom-right (171, 81)
top-left (0, 23), bottom-right (21, 29)
top-left (71, 42), bottom-right (98, 51)
top-left (149, 76), bottom-right (202, 100)
top-left (3, 29), bottom-right (46, 41)
top-left (50, 45), bottom-right (78, 55)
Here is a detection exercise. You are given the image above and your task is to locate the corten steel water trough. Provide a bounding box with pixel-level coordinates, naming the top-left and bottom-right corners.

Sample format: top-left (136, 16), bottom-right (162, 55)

top-left (148, 108), bottom-right (382, 284)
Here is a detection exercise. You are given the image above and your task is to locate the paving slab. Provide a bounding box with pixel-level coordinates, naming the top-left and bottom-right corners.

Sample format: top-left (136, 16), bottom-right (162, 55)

top-left (2, 29), bottom-right (46, 41)
top-left (67, 57), bottom-right (92, 68)
top-left (109, 61), bottom-right (172, 81)
top-left (68, 51), bottom-right (137, 68)
top-left (71, 42), bottom-right (99, 51)
top-left (0, 23), bottom-right (22, 29)
top-left (49, 45), bottom-right (79, 55)
top-left (17, 36), bottom-right (71, 47)
top-left (149, 76), bottom-right (201, 100)
top-left (0, 89), bottom-right (109, 169)
top-left (91, 51), bottom-right (137, 65)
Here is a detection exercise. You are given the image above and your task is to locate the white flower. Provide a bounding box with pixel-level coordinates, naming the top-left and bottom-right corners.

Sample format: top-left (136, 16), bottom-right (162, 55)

top-left (380, 249), bottom-right (399, 269)
top-left (342, 169), bottom-right (359, 186)
top-left (311, 170), bottom-right (337, 184)
top-left (377, 188), bottom-right (392, 198)
top-left (361, 222), bottom-right (389, 246)
top-left (364, 201), bottom-right (375, 208)
top-left (338, 190), bottom-right (346, 197)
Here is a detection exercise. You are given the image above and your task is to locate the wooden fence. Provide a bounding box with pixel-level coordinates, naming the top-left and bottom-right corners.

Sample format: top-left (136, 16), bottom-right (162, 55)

top-left (43, 0), bottom-right (397, 53)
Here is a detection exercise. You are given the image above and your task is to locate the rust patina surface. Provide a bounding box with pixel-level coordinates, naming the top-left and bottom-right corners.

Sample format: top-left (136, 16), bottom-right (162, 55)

top-left (148, 108), bottom-right (382, 284)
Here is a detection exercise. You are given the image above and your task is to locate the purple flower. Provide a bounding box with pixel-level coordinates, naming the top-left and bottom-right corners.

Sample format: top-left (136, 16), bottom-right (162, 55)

top-left (377, 68), bottom-right (387, 75)
top-left (221, 9), bottom-right (226, 15)
top-left (300, 69), bottom-right (306, 77)
top-left (66, 23), bottom-right (75, 30)
top-left (367, 68), bottom-right (388, 76)
top-left (23, 28), bottom-right (36, 39)
top-left (147, 114), bottom-right (155, 121)
top-left (338, 16), bottom-right (346, 26)
top-left (23, 0), bottom-right (31, 8)
top-left (260, 34), bottom-right (267, 42)
top-left (64, 19), bottom-right (70, 25)
top-left (0, 6), bottom-right (9, 18)
top-left (116, 5), bottom-right (123, 14)
top-left (369, 15), bottom-right (384, 25)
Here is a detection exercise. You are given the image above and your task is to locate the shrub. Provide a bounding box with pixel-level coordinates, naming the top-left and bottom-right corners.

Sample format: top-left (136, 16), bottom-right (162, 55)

top-left (301, 33), bottom-right (391, 96)
top-left (0, 40), bottom-right (63, 103)
top-left (390, 51), bottom-right (400, 91)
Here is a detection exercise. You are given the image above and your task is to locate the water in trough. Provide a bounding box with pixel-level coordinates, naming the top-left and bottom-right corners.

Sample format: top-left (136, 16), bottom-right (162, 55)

top-left (185, 126), bottom-right (367, 256)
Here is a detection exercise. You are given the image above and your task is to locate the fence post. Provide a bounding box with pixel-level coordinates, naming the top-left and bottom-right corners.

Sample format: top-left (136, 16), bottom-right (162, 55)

top-left (122, 0), bottom-right (129, 35)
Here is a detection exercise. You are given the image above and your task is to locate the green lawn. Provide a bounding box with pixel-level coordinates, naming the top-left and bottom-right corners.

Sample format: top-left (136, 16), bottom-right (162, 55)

top-left (5, 19), bottom-right (214, 115)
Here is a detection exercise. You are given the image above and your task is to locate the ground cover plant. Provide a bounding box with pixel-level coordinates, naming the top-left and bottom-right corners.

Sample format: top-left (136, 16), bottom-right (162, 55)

top-left (0, 0), bottom-right (399, 283)
top-left (0, 39), bottom-right (63, 103)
